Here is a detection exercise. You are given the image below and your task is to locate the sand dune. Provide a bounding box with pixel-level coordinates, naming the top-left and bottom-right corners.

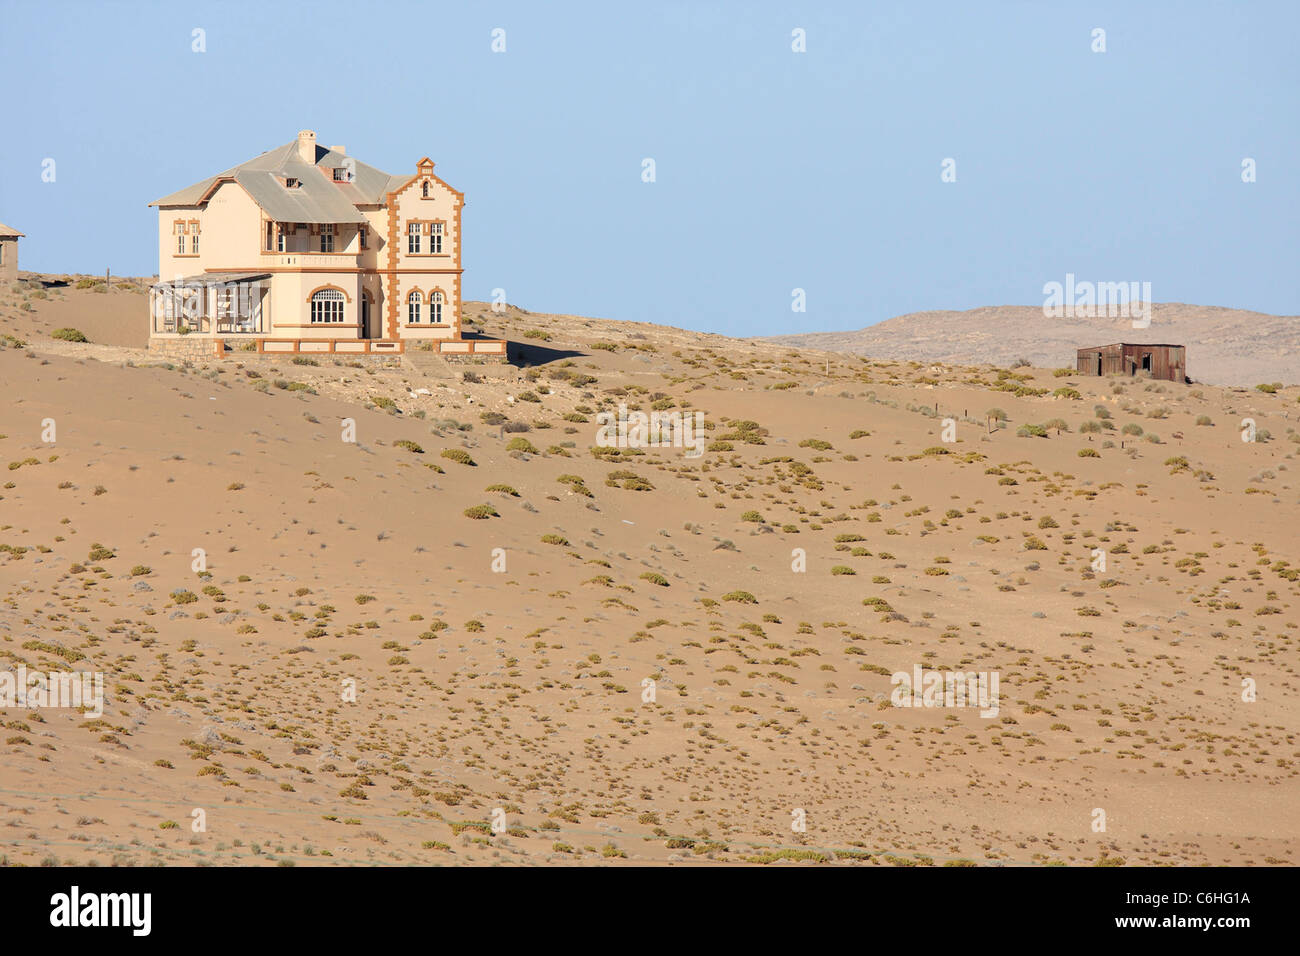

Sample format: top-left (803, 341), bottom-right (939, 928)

top-left (761, 303), bottom-right (1299, 387)
top-left (0, 278), bottom-right (1296, 866)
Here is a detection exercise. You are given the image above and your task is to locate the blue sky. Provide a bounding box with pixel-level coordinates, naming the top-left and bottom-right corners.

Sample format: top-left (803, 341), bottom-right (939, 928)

top-left (1, 0), bottom-right (1295, 335)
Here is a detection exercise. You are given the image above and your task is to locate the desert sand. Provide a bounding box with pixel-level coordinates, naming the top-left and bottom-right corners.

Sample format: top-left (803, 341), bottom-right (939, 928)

top-left (0, 275), bottom-right (1296, 866)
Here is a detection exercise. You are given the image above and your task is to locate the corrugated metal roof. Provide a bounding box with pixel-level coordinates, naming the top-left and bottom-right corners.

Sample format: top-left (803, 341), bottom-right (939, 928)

top-left (148, 139), bottom-right (410, 223)
top-left (0, 222), bottom-right (24, 238)
top-left (150, 272), bottom-right (272, 289)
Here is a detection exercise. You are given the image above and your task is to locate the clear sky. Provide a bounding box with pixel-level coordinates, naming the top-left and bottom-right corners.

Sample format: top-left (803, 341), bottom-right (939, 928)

top-left (1, 0), bottom-right (1296, 336)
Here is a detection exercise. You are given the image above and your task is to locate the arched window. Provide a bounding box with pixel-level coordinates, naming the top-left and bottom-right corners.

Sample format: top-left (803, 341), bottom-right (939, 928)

top-left (310, 288), bottom-right (345, 324)
top-left (430, 290), bottom-right (443, 324)
top-left (422, 180), bottom-right (430, 198)
top-left (408, 290), bottom-right (422, 324)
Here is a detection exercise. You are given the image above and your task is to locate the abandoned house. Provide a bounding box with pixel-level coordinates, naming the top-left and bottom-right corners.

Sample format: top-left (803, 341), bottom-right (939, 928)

top-left (0, 222), bottom-right (22, 282)
top-left (146, 129), bottom-right (505, 360)
top-left (1076, 343), bottom-right (1187, 383)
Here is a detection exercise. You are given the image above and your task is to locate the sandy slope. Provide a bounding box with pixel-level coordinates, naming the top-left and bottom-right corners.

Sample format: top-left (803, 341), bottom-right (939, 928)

top-left (761, 303), bottom-right (1300, 387)
top-left (0, 280), bottom-right (1297, 866)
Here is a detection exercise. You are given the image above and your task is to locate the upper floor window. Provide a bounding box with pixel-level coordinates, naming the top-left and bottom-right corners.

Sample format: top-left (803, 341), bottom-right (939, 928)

top-left (319, 223), bottom-right (335, 253)
top-left (421, 181), bottom-right (430, 198)
top-left (407, 222), bottom-right (421, 254)
top-left (333, 167), bottom-right (348, 182)
top-left (359, 225), bottom-right (368, 250)
top-left (277, 225), bottom-right (287, 253)
top-left (265, 221), bottom-right (274, 252)
top-left (310, 288), bottom-right (345, 324)
top-left (407, 291), bottom-right (422, 324)
top-left (429, 221), bottom-right (443, 254)
top-left (173, 220), bottom-right (197, 255)
top-left (430, 290), bottom-right (443, 324)
top-left (285, 177), bottom-right (300, 189)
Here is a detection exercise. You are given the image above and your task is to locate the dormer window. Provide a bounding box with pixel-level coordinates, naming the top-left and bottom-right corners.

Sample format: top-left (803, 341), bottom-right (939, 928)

top-left (333, 167), bottom-right (349, 183)
top-left (285, 177), bottom-right (300, 189)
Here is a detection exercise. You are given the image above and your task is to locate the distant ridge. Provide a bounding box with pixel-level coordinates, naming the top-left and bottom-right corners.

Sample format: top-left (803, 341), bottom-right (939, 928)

top-left (759, 303), bottom-right (1298, 386)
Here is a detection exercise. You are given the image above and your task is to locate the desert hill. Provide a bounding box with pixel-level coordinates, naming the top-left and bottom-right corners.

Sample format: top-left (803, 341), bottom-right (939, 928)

top-left (761, 303), bottom-right (1299, 387)
top-left (0, 276), bottom-right (1297, 866)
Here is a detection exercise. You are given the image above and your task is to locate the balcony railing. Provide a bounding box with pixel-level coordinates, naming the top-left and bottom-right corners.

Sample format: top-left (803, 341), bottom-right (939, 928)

top-left (269, 253), bottom-right (360, 268)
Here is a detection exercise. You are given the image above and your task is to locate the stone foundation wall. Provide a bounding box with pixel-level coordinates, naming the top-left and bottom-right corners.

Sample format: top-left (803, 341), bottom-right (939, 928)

top-left (147, 336), bottom-right (224, 362)
top-left (148, 337), bottom-right (403, 368)
top-left (435, 351), bottom-right (509, 365)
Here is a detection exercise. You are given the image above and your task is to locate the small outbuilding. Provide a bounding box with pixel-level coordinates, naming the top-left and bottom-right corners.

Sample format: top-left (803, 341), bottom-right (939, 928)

top-left (1076, 342), bottom-right (1186, 383)
top-left (0, 222), bottom-right (22, 282)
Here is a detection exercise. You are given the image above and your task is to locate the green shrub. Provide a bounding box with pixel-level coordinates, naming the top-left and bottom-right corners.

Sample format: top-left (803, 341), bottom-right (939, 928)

top-left (463, 504), bottom-right (499, 519)
top-left (441, 448), bottom-right (476, 466)
top-left (52, 328), bottom-right (88, 343)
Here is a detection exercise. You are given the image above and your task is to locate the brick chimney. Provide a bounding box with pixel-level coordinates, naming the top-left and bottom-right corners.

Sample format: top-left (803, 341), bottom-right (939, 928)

top-left (296, 129), bottom-right (317, 164)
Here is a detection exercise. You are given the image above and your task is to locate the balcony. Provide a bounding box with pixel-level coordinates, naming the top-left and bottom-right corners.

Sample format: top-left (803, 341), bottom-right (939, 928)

top-left (269, 253), bottom-right (360, 269)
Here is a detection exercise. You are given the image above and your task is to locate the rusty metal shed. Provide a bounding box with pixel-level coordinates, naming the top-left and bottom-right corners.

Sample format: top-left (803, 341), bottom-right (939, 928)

top-left (1076, 343), bottom-right (1186, 382)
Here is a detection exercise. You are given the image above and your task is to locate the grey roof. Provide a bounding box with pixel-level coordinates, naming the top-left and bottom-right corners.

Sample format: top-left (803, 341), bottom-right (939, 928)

top-left (0, 222), bottom-right (23, 238)
top-left (148, 140), bottom-right (414, 224)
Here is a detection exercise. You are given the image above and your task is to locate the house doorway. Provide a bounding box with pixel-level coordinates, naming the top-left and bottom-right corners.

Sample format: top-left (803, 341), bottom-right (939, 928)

top-left (1095, 353), bottom-right (1102, 375)
top-left (361, 294), bottom-right (372, 338)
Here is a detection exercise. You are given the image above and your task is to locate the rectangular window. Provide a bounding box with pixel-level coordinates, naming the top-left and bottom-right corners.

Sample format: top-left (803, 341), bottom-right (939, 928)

top-left (430, 293), bottom-right (443, 324)
top-left (265, 222), bottom-right (274, 252)
top-left (429, 221), bottom-right (443, 254)
top-left (320, 223), bottom-right (334, 253)
top-left (407, 222), bottom-right (421, 254)
top-left (359, 226), bottom-right (368, 250)
top-left (277, 227), bottom-right (286, 253)
top-left (333, 167), bottom-right (347, 182)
